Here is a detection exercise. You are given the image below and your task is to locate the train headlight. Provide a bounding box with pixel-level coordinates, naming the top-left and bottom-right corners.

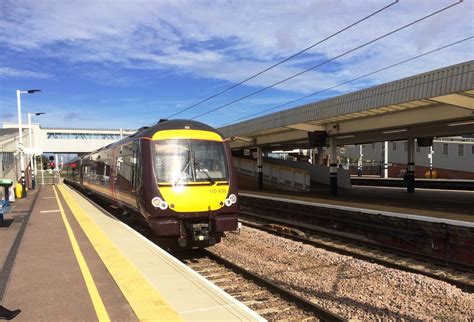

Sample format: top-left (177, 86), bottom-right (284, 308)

top-left (159, 201), bottom-right (168, 210)
top-left (225, 194), bottom-right (237, 207)
top-left (152, 197), bottom-right (162, 208)
top-left (152, 197), bottom-right (169, 210)
top-left (228, 194), bottom-right (237, 204)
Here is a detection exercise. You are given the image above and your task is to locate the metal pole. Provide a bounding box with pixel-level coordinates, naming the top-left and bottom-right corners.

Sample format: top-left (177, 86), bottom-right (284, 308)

top-left (429, 146), bottom-right (433, 179)
top-left (257, 147), bottom-right (263, 189)
top-left (16, 90), bottom-right (26, 198)
top-left (316, 146), bottom-right (324, 165)
top-left (33, 128), bottom-right (37, 186)
top-left (28, 113), bottom-right (35, 189)
top-left (41, 158), bottom-right (44, 186)
top-left (311, 148), bottom-right (316, 165)
top-left (407, 138), bottom-right (415, 193)
top-left (357, 144), bottom-right (363, 176)
top-left (329, 137), bottom-right (337, 197)
top-left (384, 141), bottom-right (389, 178)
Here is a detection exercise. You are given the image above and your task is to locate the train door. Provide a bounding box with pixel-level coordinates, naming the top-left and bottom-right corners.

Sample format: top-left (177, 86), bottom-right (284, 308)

top-left (116, 142), bottom-right (139, 208)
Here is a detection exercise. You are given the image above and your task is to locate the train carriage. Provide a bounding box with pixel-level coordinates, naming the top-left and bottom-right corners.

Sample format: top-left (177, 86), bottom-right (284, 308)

top-left (63, 119), bottom-right (238, 248)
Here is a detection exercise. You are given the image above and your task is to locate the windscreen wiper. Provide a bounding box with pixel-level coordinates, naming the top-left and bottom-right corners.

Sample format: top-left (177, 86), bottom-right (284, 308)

top-left (194, 160), bottom-right (215, 185)
top-left (174, 150), bottom-right (191, 185)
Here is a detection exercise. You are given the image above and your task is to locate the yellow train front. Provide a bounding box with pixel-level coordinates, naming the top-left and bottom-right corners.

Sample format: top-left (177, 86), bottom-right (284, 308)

top-left (136, 120), bottom-right (238, 248)
top-left (64, 119), bottom-right (238, 249)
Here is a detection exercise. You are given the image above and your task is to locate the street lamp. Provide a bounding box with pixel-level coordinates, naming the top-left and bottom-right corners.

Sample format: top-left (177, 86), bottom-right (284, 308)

top-left (16, 89), bottom-right (41, 198)
top-left (28, 112), bottom-right (45, 189)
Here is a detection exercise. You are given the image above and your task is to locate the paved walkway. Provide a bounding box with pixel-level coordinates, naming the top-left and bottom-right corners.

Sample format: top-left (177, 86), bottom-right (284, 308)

top-left (2, 185), bottom-right (136, 321)
top-left (1, 184), bottom-right (263, 321)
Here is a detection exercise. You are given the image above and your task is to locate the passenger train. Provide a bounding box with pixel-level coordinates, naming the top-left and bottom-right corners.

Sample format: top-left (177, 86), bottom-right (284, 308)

top-left (63, 119), bottom-right (239, 248)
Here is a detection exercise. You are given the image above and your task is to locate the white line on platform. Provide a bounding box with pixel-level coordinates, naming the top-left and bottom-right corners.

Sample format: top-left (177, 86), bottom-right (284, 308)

top-left (40, 209), bottom-right (60, 213)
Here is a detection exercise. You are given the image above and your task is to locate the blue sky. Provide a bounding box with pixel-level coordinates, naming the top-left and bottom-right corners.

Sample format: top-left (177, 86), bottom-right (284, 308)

top-left (1, 0), bottom-right (473, 130)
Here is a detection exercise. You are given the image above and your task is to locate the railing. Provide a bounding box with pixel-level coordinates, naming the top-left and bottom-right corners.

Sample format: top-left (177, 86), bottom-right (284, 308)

top-left (233, 157), bottom-right (311, 191)
top-left (37, 170), bottom-right (61, 185)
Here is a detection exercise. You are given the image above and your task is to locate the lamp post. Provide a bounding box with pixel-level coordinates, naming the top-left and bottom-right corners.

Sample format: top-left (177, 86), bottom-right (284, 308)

top-left (28, 112), bottom-right (45, 189)
top-left (16, 89), bottom-right (41, 198)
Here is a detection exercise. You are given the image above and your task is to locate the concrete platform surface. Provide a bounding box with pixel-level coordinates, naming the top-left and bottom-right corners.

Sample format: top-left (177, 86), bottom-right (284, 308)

top-left (1, 184), bottom-right (263, 321)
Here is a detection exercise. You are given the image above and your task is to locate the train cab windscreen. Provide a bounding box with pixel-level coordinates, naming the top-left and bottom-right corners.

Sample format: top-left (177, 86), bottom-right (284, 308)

top-left (154, 139), bottom-right (228, 185)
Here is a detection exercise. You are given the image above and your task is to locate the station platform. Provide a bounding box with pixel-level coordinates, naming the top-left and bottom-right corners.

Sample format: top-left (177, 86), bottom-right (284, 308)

top-left (237, 174), bottom-right (474, 222)
top-left (350, 176), bottom-right (474, 191)
top-left (0, 184), bottom-right (263, 321)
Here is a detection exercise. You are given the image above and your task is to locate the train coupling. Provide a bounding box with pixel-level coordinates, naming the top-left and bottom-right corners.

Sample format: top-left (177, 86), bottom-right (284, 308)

top-left (178, 222), bottom-right (214, 247)
top-left (190, 223), bottom-right (210, 242)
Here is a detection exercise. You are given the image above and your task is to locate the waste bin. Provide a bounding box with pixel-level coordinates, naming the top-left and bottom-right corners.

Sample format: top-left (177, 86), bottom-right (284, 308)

top-left (15, 182), bottom-right (23, 199)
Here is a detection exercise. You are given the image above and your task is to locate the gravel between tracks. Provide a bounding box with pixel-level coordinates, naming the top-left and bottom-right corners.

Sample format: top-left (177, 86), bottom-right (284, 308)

top-left (210, 226), bottom-right (474, 320)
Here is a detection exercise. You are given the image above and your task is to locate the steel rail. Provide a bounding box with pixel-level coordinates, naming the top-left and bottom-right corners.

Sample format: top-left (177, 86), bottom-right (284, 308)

top-left (199, 249), bottom-right (345, 322)
top-left (238, 201), bottom-right (474, 271)
top-left (238, 211), bottom-right (474, 293)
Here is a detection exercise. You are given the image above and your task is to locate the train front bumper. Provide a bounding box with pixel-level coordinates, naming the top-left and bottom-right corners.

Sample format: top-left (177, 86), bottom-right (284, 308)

top-left (149, 214), bottom-right (238, 237)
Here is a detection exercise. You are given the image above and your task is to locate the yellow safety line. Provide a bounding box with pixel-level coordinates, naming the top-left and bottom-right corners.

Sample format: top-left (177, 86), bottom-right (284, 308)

top-left (52, 185), bottom-right (110, 322)
top-left (57, 184), bottom-right (182, 322)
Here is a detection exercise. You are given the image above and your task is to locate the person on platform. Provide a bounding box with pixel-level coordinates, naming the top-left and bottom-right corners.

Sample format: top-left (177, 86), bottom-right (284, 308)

top-left (0, 305), bottom-right (21, 320)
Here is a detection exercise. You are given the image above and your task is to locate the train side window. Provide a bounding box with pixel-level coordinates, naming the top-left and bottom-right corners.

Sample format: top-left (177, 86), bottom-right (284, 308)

top-left (443, 143), bottom-right (448, 155)
top-left (117, 142), bottom-right (138, 189)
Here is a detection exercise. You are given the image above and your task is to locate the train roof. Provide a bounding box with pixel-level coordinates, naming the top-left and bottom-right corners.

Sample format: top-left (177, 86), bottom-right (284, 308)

top-left (138, 119), bottom-right (222, 138)
top-left (76, 119), bottom-right (224, 160)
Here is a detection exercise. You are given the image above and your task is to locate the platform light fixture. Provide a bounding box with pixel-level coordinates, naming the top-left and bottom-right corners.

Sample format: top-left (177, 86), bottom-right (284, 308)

top-left (336, 135), bottom-right (355, 139)
top-left (447, 120), bottom-right (474, 127)
top-left (16, 89), bottom-right (42, 197)
top-left (382, 128), bottom-right (408, 134)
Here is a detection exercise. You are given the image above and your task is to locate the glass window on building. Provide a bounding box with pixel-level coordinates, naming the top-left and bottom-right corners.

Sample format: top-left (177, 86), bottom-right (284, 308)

top-left (443, 143), bottom-right (448, 155)
top-left (458, 144), bottom-right (464, 157)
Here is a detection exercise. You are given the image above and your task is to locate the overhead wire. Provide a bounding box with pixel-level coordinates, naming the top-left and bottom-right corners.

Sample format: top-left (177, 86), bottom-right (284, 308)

top-left (190, 0), bottom-right (463, 121)
top-left (217, 36), bottom-right (473, 127)
top-left (164, 1), bottom-right (399, 119)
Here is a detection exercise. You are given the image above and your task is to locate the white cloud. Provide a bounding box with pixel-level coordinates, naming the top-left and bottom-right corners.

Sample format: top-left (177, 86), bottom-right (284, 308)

top-left (0, 67), bottom-right (54, 79)
top-left (0, 0), bottom-right (473, 96)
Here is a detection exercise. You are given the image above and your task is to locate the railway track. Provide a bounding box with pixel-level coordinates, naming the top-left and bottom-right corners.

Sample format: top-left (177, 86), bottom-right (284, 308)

top-left (67, 184), bottom-right (345, 321)
top-left (238, 211), bottom-right (474, 293)
top-left (176, 249), bottom-right (345, 322)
